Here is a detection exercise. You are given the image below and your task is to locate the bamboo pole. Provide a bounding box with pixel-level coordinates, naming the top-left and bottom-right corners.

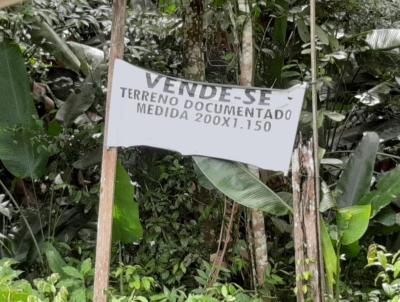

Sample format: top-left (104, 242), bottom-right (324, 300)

top-left (93, 1), bottom-right (127, 301)
top-left (309, 0), bottom-right (326, 298)
top-left (0, 0), bottom-right (25, 9)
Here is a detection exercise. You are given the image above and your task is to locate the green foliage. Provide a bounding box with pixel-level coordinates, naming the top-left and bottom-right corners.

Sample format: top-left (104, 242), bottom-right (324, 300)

top-left (1, 0), bottom-right (400, 300)
top-left (30, 16), bottom-right (81, 74)
top-left (336, 132), bottom-right (379, 208)
top-left (33, 274), bottom-right (69, 302)
top-left (126, 154), bottom-right (214, 287)
top-left (321, 219), bottom-right (337, 294)
top-left (55, 74), bottom-right (99, 127)
top-left (0, 42), bottom-right (48, 179)
top-left (337, 205), bottom-right (371, 245)
top-left (43, 242), bottom-right (67, 278)
top-left (45, 251), bottom-right (94, 302)
top-left (0, 258), bottom-right (35, 301)
top-left (366, 244), bottom-right (400, 301)
top-left (193, 157), bottom-right (291, 215)
top-left (113, 163), bottom-right (143, 243)
top-left (360, 166), bottom-right (400, 217)
top-left (110, 264), bottom-right (156, 300)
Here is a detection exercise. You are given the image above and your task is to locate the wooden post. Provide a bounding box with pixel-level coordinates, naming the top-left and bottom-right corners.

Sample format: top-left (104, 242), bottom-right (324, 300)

top-left (0, 0), bottom-right (25, 9)
top-left (309, 0), bottom-right (326, 295)
top-left (93, 1), bottom-right (127, 301)
top-left (292, 138), bottom-right (324, 302)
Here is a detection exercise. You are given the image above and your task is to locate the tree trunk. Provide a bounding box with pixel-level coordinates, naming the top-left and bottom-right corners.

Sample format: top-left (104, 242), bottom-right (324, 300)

top-left (251, 208), bottom-right (268, 286)
top-left (183, 0), bottom-right (205, 81)
top-left (292, 138), bottom-right (324, 302)
top-left (238, 0), bottom-right (268, 287)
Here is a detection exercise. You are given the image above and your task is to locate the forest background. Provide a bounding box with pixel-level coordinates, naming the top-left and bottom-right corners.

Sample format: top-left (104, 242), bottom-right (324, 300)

top-left (1, 0), bottom-right (400, 301)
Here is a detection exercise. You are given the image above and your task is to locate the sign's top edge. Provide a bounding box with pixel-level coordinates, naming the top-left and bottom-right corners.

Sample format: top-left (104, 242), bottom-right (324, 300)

top-left (114, 58), bottom-right (307, 92)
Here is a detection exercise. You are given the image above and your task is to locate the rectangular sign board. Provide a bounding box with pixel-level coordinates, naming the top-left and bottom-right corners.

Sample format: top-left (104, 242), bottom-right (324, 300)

top-left (107, 59), bottom-right (306, 173)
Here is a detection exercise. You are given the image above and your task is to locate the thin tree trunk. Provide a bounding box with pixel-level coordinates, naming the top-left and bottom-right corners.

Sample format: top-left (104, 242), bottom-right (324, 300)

top-left (238, 0), bottom-right (268, 287)
top-left (183, 0), bottom-right (205, 81)
top-left (209, 201), bottom-right (239, 285)
top-left (251, 209), bottom-right (268, 286)
top-left (292, 138), bottom-right (324, 302)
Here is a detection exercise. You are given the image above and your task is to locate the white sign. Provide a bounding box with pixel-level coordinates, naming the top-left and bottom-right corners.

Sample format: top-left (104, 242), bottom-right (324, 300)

top-left (107, 59), bottom-right (306, 173)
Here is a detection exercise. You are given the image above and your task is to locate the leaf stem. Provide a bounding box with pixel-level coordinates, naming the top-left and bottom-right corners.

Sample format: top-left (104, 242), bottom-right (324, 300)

top-left (0, 178), bottom-right (43, 264)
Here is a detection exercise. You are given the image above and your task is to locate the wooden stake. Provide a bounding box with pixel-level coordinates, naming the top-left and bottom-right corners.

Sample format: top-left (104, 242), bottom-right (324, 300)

top-left (309, 0), bottom-right (326, 296)
top-left (93, 1), bottom-right (127, 301)
top-left (0, 0), bottom-right (25, 9)
top-left (292, 138), bottom-right (324, 302)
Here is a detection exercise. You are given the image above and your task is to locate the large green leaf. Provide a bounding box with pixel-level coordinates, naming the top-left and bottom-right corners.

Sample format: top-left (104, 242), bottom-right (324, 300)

top-left (56, 64), bottom-right (105, 127)
top-left (55, 79), bottom-right (97, 127)
top-left (360, 166), bottom-right (400, 217)
top-left (113, 163), bottom-right (143, 243)
top-left (43, 242), bottom-right (68, 277)
top-left (31, 18), bottom-right (81, 73)
top-left (337, 205), bottom-right (371, 245)
top-left (321, 219), bottom-right (337, 294)
top-left (366, 29), bottom-right (400, 51)
top-left (296, 17), bottom-right (309, 43)
top-left (0, 128), bottom-right (48, 179)
top-left (374, 207), bottom-right (397, 227)
top-left (0, 289), bottom-right (33, 302)
top-left (67, 41), bottom-right (104, 75)
top-left (0, 43), bottom-right (37, 127)
top-left (0, 42), bottom-right (48, 179)
top-left (336, 132), bottom-right (379, 208)
top-left (193, 157), bottom-right (292, 215)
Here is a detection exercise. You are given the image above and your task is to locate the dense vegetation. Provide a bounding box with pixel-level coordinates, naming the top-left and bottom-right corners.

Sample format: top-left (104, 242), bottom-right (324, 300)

top-left (1, 0), bottom-right (400, 301)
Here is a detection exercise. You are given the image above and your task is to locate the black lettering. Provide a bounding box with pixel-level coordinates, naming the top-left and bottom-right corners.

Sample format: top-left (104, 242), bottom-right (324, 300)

top-left (163, 78), bottom-right (175, 94)
top-left (213, 115), bottom-right (221, 125)
top-left (150, 92), bottom-right (157, 103)
top-left (184, 100), bottom-right (193, 109)
top-left (236, 106), bottom-right (243, 116)
top-left (244, 89), bottom-right (256, 104)
top-left (264, 109), bottom-right (273, 119)
top-left (170, 108), bottom-right (179, 118)
top-left (260, 90), bottom-right (271, 105)
top-left (159, 94), bottom-right (168, 104)
top-left (133, 89), bottom-right (140, 100)
top-left (199, 85), bottom-right (217, 99)
top-left (142, 91), bottom-right (149, 101)
top-left (155, 106), bottom-right (163, 115)
top-left (195, 102), bottom-right (204, 111)
top-left (224, 106), bottom-right (235, 115)
top-left (195, 113), bottom-right (202, 122)
top-left (219, 87), bottom-right (231, 102)
top-left (255, 121), bottom-right (261, 131)
top-left (179, 82), bottom-right (197, 97)
top-left (146, 73), bottom-right (163, 88)
top-left (120, 87), bottom-right (128, 98)
top-left (137, 103), bottom-right (146, 113)
top-left (222, 117), bottom-right (230, 127)
top-left (275, 110), bottom-right (283, 119)
top-left (147, 104), bottom-right (154, 114)
top-left (180, 111), bottom-right (188, 120)
top-left (245, 107), bottom-right (254, 118)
